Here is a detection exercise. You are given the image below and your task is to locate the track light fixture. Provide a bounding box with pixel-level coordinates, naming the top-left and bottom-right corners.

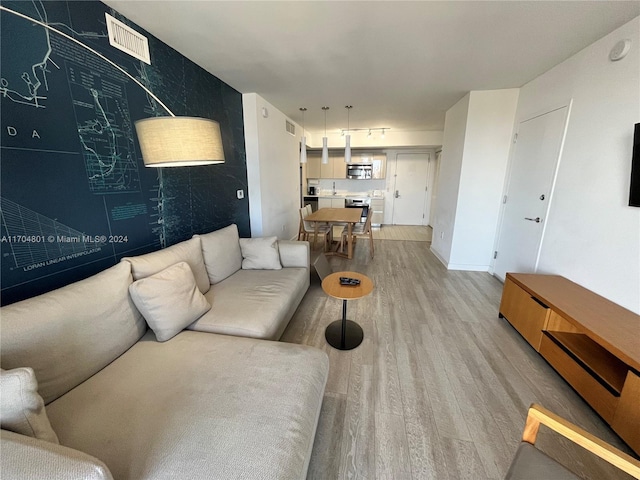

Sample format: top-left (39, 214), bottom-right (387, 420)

top-left (339, 127), bottom-right (390, 137)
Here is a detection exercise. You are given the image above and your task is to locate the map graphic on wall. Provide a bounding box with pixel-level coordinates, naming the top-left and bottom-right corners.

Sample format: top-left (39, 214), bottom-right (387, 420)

top-left (0, 1), bottom-right (250, 305)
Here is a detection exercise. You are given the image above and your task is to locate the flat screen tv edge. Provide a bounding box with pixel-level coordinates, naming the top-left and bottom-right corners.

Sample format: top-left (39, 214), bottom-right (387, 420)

top-left (629, 123), bottom-right (640, 207)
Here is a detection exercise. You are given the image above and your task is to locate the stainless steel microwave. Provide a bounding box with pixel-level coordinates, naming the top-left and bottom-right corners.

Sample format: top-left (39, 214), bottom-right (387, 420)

top-left (346, 164), bottom-right (372, 179)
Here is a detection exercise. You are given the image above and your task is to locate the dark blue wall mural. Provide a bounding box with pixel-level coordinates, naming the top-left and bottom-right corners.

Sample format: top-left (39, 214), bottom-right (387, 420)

top-left (0, 0), bottom-right (250, 305)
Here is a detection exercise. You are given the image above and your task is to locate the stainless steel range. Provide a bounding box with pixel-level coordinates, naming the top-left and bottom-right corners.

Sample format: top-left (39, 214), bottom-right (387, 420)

top-left (345, 197), bottom-right (370, 222)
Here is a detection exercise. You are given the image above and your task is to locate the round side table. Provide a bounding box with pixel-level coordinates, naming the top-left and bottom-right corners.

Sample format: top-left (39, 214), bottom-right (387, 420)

top-left (321, 271), bottom-right (374, 350)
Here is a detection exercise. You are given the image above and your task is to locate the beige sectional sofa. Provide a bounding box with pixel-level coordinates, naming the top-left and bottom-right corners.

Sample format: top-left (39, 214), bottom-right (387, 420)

top-left (0, 225), bottom-right (328, 480)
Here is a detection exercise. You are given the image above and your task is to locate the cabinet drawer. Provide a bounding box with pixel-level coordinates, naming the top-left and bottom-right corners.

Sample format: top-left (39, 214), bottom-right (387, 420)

top-left (540, 333), bottom-right (618, 423)
top-left (500, 278), bottom-right (550, 351)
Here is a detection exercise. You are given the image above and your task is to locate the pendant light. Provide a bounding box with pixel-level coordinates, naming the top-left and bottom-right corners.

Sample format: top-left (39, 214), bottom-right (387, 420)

top-left (299, 107), bottom-right (307, 164)
top-left (321, 106), bottom-right (329, 164)
top-left (344, 105), bottom-right (352, 163)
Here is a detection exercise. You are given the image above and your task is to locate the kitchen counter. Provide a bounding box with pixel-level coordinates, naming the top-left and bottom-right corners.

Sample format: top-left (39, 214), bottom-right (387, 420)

top-left (305, 191), bottom-right (384, 199)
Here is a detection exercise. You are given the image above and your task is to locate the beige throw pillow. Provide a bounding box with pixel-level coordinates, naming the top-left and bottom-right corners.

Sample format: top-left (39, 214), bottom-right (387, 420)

top-left (129, 262), bottom-right (211, 342)
top-left (194, 224), bottom-right (243, 284)
top-left (0, 367), bottom-right (59, 444)
top-left (239, 237), bottom-right (282, 270)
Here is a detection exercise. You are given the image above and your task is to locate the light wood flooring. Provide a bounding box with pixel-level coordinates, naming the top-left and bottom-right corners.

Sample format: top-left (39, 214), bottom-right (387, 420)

top-left (281, 238), bottom-right (634, 480)
top-left (374, 225), bottom-right (433, 242)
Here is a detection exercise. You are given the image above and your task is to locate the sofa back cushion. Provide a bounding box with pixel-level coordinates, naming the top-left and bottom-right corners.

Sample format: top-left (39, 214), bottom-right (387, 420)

top-left (122, 237), bottom-right (210, 293)
top-left (194, 224), bottom-right (243, 284)
top-left (0, 262), bottom-right (146, 405)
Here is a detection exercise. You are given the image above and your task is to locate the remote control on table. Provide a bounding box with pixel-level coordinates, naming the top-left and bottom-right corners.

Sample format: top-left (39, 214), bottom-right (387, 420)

top-left (339, 277), bottom-right (361, 286)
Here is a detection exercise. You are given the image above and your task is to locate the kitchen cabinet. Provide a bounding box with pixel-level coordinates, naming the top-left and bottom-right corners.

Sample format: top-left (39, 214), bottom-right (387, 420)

top-left (318, 198), bottom-right (345, 209)
top-left (349, 153), bottom-right (371, 164)
top-left (306, 151), bottom-right (321, 179)
top-left (371, 198), bottom-right (384, 226)
top-left (372, 154), bottom-right (386, 179)
top-left (308, 150), bottom-right (385, 179)
top-left (319, 153), bottom-right (333, 178)
top-left (318, 151), bottom-right (346, 179)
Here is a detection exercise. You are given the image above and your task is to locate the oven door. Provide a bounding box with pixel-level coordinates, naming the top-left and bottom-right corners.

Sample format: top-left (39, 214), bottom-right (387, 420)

top-left (345, 199), bottom-right (369, 222)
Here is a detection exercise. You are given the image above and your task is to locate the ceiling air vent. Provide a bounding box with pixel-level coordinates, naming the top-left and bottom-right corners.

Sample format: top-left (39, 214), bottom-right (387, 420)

top-left (285, 120), bottom-right (296, 136)
top-left (105, 13), bottom-right (151, 65)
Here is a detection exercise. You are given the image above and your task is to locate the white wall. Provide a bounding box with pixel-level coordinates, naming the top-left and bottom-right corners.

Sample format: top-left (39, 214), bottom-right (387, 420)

top-left (242, 93), bottom-right (302, 239)
top-left (450, 89), bottom-right (519, 269)
top-left (431, 90), bottom-right (519, 270)
top-left (512, 17), bottom-right (640, 313)
top-left (431, 93), bottom-right (470, 264)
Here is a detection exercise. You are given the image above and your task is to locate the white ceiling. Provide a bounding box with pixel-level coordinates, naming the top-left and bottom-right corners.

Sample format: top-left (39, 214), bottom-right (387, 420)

top-left (103, 1), bottom-right (639, 133)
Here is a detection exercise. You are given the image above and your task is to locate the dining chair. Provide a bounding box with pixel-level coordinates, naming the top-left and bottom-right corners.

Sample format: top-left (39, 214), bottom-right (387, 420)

top-left (313, 253), bottom-right (333, 281)
top-left (298, 204), bottom-right (317, 240)
top-left (505, 404), bottom-right (640, 479)
top-left (299, 206), bottom-right (330, 250)
top-left (338, 209), bottom-right (374, 258)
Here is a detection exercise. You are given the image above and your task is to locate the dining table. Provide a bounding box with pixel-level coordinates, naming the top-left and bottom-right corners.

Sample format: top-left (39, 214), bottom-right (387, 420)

top-left (304, 207), bottom-right (363, 259)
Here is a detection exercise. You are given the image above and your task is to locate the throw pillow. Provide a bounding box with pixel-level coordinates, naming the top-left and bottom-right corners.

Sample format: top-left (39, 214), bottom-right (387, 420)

top-left (122, 237), bottom-right (210, 294)
top-left (194, 224), bottom-right (243, 284)
top-left (129, 262), bottom-right (211, 342)
top-left (239, 237), bottom-right (282, 270)
top-left (0, 367), bottom-right (59, 444)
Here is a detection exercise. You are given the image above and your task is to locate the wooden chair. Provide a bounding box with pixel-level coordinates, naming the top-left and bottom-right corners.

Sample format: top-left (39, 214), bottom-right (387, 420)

top-left (505, 404), bottom-right (640, 479)
top-left (313, 253), bottom-right (333, 281)
top-left (338, 209), bottom-right (374, 258)
top-left (298, 206), bottom-right (330, 250)
top-left (298, 205), bottom-right (314, 240)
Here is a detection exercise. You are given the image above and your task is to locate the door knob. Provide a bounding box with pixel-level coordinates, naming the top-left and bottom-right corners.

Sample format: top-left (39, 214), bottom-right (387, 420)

top-left (395, 190), bottom-right (399, 198)
top-left (524, 217), bottom-right (542, 223)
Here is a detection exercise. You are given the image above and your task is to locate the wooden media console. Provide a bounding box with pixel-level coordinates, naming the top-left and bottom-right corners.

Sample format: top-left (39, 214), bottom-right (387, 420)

top-left (499, 273), bottom-right (640, 454)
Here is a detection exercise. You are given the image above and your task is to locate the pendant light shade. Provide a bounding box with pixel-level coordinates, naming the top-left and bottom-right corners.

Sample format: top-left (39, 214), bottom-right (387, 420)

top-left (135, 116), bottom-right (225, 167)
top-left (299, 107), bottom-right (307, 164)
top-left (322, 137), bottom-right (329, 164)
top-left (321, 106), bottom-right (329, 164)
top-left (300, 136), bottom-right (307, 164)
top-left (344, 105), bottom-right (352, 163)
top-left (344, 134), bottom-right (351, 163)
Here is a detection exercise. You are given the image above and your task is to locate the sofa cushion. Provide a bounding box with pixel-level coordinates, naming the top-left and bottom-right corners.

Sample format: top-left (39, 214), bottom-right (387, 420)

top-left (122, 237), bottom-right (210, 294)
top-left (194, 224), bottom-right (242, 284)
top-left (239, 236), bottom-right (282, 270)
top-left (0, 368), bottom-right (59, 444)
top-left (46, 331), bottom-right (329, 480)
top-left (0, 262), bottom-right (146, 405)
top-left (1, 430), bottom-right (113, 480)
top-left (189, 268), bottom-right (309, 340)
top-left (129, 262), bottom-right (211, 342)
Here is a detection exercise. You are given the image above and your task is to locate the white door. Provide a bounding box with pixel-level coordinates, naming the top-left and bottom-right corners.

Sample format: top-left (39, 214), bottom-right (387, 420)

top-left (391, 153), bottom-right (430, 225)
top-left (494, 106), bottom-right (569, 280)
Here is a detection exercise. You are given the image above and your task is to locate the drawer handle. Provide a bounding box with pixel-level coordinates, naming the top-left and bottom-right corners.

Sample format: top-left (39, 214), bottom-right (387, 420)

top-left (531, 296), bottom-right (549, 309)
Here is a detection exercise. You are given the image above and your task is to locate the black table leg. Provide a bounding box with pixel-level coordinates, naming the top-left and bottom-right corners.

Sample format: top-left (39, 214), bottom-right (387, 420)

top-left (325, 299), bottom-right (364, 350)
